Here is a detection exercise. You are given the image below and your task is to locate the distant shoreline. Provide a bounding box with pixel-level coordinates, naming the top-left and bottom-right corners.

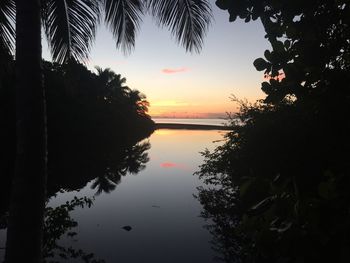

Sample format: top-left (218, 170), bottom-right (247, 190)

top-left (155, 123), bottom-right (231, 130)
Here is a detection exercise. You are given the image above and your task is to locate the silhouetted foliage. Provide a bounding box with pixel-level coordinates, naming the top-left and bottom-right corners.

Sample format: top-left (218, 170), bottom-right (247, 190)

top-left (196, 1), bottom-right (350, 262)
top-left (43, 60), bottom-right (155, 147)
top-left (0, 58), bottom-right (154, 206)
top-left (217, 0), bottom-right (350, 104)
top-left (91, 141), bottom-right (151, 196)
top-left (43, 197), bottom-right (106, 263)
top-left (0, 65), bottom-right (153, 259)
top-left (1, 1), bottom-right (212, 262)
top-left (0, 134), bottom-right (151, 262)
top-left (0, 0), bottom-right (15, 56)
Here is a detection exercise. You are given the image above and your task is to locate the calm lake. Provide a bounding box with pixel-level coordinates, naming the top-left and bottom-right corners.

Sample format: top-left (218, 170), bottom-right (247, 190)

top-left (0, 120), bottom-right (228, 262)
top-left (153, 117), bottom-right (229, 126)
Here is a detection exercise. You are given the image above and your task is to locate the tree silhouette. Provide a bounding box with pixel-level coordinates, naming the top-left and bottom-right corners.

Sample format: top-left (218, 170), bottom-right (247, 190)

top-left (91, 141), bottom-right (151, 195)
top-left (127, 89), bottom-right (150, 117)
top-left (1, 1), bottom-right (212, 262)
top-left (216, 0), bottom-right (350, 104)
top-left (197, 1), bottom-right (350, 262)
top-left (91, 172), bottom-right (118, 196)
top-left (95, 66), bottom-right (130, 103)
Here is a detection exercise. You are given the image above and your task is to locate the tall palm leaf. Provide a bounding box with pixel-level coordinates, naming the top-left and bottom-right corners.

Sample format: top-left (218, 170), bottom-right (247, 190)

top-left (0, 0), bottom-right (15, 55)
top-left (91, 174), bottom-right (118, 195)
top-left (41, 0), bottom-right (100, 63)
top-left (147, 0), bottom-right (212, 52)
top-left (103, 0), bottom-right (212, 53)
top-left (1, 0), bottom-right (212, 61)
top-left (104, 0), bottom-right (144, 53)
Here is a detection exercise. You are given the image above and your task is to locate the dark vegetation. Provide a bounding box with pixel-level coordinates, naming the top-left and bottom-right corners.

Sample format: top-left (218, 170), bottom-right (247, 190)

top-left (0, 56), bottom-right (154, 197)
top-left (0, 58), bottom-right (154, 261)
top-left (1, 1), bottom-right (212, 262)
top-left (196, 1), bottom-right (350, 262)
top-left (43, 197), bottom-right (105, 263)
top-left (43, 61), bottom-right (154, 194)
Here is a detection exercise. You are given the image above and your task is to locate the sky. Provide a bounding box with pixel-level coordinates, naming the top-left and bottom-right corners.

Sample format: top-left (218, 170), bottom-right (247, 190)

top-left (43, 1), bottom-right (271, 119)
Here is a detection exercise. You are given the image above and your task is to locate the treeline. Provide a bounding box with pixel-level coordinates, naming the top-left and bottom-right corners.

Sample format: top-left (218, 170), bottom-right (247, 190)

top-left (0, 58), bottom-right (155, 214)
top-left (196, 1), bottom-right (350, 263)
top-left (44, 60), bottom-right (154, 143)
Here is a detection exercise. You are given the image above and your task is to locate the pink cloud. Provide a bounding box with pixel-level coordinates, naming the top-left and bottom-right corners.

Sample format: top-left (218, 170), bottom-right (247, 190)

top-left (160, 162), bottom-right (189, 170)
top-left (161, 67), bottom-right (189, 74)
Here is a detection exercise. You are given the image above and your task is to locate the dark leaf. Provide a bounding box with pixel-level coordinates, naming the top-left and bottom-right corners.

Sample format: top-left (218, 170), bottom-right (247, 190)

top-left (0, 0), bottom-right (15, 54)
top-left (247, 196), bottom-right (275, 216)
top-left (253, 57), bottom-right (269, 71)
top-left (104, 0), bottom-right (144, 53)
top-left (215, 0), bottom-right (227, 10)
top-left (147, 0), bottom-right (212, 53)
top-left (42, 0), bottom-right (100, 63)
top-left (261, 82), bottom-right (272, 94)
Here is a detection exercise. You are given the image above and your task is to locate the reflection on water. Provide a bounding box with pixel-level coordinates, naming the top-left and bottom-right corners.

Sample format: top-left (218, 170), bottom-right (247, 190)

top-left (49, 129), bottom-right (225, 263)
top-left (153, 118), bottom-right (228, 126)
top-left (91, 141), bottom-right (151, 195)
top-left (0, 129), bottom-right (226, 262)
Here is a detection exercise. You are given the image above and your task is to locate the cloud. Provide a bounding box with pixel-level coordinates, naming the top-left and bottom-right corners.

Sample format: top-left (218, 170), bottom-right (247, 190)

top-left (161, 67), bottom-right (189, 74)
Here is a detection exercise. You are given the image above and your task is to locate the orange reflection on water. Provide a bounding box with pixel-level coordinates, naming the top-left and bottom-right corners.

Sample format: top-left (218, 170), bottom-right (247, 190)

top-left (160, 162), bottom-right (189, 170)
top-left (151, 129), bottom-right (227, 168)
top-left (154, 129), bottom-right (178, 136)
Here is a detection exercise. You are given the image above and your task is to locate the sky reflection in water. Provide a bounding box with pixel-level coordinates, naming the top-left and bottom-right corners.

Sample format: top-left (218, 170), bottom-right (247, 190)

top-left (49, 129), bottom-right (226, 263)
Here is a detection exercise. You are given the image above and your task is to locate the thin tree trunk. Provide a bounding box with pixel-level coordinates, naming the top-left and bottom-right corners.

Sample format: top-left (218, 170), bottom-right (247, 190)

top-left (4, 0), bottom-right (47, 262)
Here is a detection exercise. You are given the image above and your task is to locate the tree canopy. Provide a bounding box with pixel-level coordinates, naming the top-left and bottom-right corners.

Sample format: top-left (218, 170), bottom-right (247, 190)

top-left (217, 0), bottom-right (350, 104)
top-left (196, 1), bottom-right (350, 262)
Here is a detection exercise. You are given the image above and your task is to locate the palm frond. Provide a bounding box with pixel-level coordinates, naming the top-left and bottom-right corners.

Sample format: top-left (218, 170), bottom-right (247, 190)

top-left (91, 175), bottom-right (116, 195)
top-left (147, 0), bottom-right (212, 52)
top-left (42, 0), bottom-right (100, 63)
top-left (103, 0), bottom-right (144, 53)
top-left (0, 0), bottom-right (15, 55)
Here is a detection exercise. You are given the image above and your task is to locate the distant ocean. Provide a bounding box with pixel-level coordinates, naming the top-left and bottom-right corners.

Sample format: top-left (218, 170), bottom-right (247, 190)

top-left (152, 118), bottom-right (229, 126)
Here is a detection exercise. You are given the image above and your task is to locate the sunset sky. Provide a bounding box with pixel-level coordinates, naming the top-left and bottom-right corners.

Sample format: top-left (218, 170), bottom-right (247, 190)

top-left (43, 1), bottom-right (271, 118)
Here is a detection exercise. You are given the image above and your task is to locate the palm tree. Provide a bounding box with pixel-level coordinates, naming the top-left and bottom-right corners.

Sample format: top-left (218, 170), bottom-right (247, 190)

top-left (120, 141), bottom-right (151, 174)
top-left (4, 1), bottom-right (100, 262)
top-left (91, 170), bottom-right (119, 196)
top-left (127, 89), bottom-right (150, 116)
top-left (95, 66), bottom-right (130, 102)
top-left (95, 67), bottom-right (150, 116)
top-left (91, 141), bottom-right (151, 195)
top-left (1, 1), bottom-right (212, 262)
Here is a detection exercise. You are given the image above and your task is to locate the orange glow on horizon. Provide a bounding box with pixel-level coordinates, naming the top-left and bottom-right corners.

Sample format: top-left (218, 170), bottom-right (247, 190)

top-left (148, 97), bottom-right (259, 119)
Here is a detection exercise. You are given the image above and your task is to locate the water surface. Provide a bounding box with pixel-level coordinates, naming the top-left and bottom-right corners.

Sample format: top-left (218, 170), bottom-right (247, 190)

top-left (45, 128), bottom-right (226, 262)
top-left (153, 118), bottom-right (228, 126)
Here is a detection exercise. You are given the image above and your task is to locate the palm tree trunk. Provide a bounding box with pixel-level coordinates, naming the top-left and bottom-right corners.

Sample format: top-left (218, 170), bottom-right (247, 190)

top-left (4, 0), bottom-right (47, 262)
